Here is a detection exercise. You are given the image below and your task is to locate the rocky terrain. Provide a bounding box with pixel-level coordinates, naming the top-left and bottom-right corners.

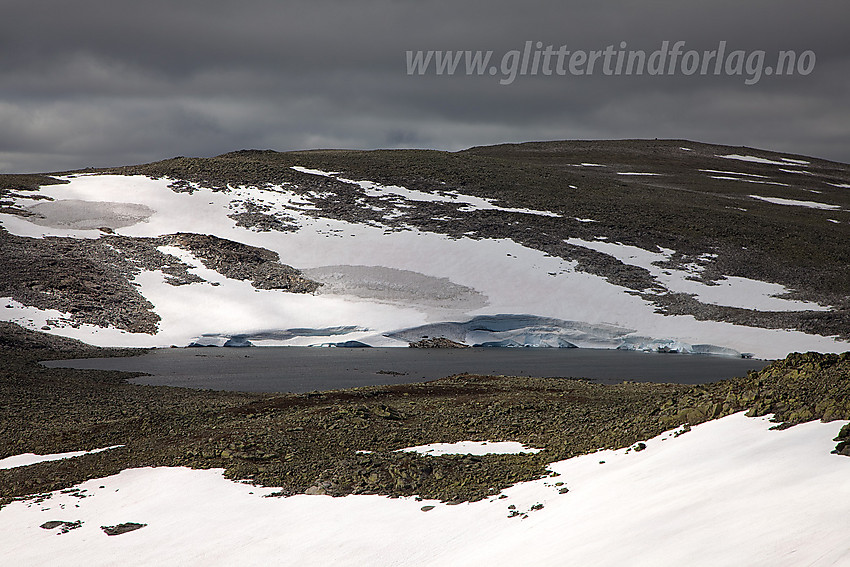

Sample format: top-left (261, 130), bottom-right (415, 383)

top-left (1, 322), bottom-right (847, 505)
top-left (107, 140), bottom-right (850, 334)
top-left (1, 139), bottom-right (849, 506)
top-left (0, 228), bottom-right (319, 334)
top-left (408, 337), bottom-right (470, 348)
top-left (1, 139), bottom-right (848, 348)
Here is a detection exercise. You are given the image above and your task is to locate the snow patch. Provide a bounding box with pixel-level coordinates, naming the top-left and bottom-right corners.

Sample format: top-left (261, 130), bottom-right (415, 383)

top-left (0, 446), bottom-right (123, 470)
top-left (749, 195), bottom-right (841, 211)
top-left (565, 238), bottom-right (827, 312)
top-left (398, 441), bottom-right (543, 456)
top-left (294, 166), bottom-right (562, 218)
top-left (699, 169), bottom-right (769, 178)
top-left (709, 176), bottom-right (788, 187)
top-left (303, 265), bottom-right (488, 315)
top-left (290, 166), bottom-right (340, 177)
top-left (0, 297), bottom-right (143, 345)
top-left (717, 154), bottom-right (797, 166)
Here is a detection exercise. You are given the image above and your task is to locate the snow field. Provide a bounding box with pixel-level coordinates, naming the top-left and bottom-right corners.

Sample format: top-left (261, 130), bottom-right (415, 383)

top-left (0, 414), bottom-right (847, 566)
top-left (0, 174), bottom-right (848, 357)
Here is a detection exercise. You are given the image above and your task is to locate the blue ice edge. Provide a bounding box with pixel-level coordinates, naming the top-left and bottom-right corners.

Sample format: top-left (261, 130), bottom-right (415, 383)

top-left (190, 315), bottom-right (748, 357)
top-left (189, 326), bottom-right (364, 347)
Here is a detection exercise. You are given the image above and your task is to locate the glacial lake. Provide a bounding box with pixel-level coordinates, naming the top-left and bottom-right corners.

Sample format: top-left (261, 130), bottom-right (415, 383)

top-left (42, 347), bottom-right (770, 393)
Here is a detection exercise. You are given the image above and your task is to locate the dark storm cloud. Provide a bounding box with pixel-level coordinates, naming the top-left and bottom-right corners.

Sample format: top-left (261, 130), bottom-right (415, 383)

top-left (1, 0), bottom-right (848, 172)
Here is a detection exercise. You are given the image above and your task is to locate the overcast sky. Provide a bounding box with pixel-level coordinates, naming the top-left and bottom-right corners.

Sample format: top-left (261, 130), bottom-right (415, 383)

top-left (1, 0), bottom-right (848, 173)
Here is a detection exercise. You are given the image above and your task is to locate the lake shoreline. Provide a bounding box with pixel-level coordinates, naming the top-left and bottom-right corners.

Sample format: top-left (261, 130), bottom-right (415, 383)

top-left (42, 346), bottom-right (770, 393)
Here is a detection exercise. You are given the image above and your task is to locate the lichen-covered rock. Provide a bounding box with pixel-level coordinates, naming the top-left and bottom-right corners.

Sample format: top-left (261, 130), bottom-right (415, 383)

top-left (833, 423), bottom-right (850, 456)
top-left (160, 233), bottom-right (320, 293)
top-left (658, 351), bottom-right (850, 454)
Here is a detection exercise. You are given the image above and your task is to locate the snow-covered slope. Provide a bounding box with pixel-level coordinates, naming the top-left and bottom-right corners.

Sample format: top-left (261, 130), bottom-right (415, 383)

top-left (1, 413), bottom-right (847, 566)
top-left (1, 165), bottom-right (848, 359)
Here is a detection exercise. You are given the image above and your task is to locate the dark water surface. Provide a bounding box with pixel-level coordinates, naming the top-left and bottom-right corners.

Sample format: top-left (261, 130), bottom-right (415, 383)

top-left (42, 347), bottom-right (770, 393)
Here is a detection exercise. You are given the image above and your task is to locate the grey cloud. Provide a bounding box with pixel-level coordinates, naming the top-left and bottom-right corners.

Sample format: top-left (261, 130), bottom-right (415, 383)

top-left (0, 0), bottom-right (847, 172)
